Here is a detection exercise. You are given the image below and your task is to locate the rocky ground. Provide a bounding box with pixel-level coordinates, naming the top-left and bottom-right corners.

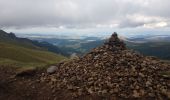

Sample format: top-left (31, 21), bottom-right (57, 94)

top-left (0, 32), bottom-right (170, 100)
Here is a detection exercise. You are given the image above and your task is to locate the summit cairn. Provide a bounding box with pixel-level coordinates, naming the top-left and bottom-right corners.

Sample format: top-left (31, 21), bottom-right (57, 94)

top-left (105, 32), bottom-right (126, 50)
top-left (43, 33), bottom-right (170, 99)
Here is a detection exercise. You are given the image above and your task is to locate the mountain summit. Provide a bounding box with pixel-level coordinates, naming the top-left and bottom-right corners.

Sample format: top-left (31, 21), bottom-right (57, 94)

top-left (0, 33), bottom-right (169, 100)
top-left (41, 33), bottom-right (170, 99)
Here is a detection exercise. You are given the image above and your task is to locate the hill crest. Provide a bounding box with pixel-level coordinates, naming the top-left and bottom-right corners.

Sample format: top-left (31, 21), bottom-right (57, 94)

top-left (41, 32), bottom-right (170, 99)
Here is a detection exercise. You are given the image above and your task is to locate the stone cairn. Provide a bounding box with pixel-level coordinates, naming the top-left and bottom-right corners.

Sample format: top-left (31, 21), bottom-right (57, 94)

top-left (104, 32), bottom-right (126, 50)
top-left (42, 32), bottom-right (170, 99)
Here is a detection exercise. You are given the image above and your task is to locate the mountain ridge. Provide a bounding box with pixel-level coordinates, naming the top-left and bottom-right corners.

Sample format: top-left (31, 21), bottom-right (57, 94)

top-left (26, 33), bottom-right (170, 60)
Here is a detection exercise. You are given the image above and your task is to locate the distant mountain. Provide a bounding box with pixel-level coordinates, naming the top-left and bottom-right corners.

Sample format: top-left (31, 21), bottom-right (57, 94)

top-left (126, 41), bottom-right (170, 60)
top-left (18, 32), bottom-right (170, 60)
top-left (31, 37), bottom-right (104, 56)
top-left (80, 37), bottom-right (170, 60)
top-left (127, 35), bottom-right (170, 43)
top-left (83, 35), bottom-right (170, 60)
top-left (0, 30), bottom-right (67, 56)
top-left (34, 34), bottom-right (170, 60)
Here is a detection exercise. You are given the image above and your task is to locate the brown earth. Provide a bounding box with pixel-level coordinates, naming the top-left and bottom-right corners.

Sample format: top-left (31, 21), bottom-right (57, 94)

top-left (0, 66), bottom-right (114, 100)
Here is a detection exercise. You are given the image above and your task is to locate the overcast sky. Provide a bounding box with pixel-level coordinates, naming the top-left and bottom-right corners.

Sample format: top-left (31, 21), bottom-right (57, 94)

top-left (0, 0), bottom-right (170, 36)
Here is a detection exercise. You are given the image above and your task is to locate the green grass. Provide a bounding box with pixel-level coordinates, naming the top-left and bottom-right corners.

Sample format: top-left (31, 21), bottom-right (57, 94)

top-left (0, 42), bottom-right (66, 68)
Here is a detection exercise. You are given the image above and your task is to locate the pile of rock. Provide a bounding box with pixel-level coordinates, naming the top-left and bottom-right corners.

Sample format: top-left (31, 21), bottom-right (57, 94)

top-left (104, 32), bottom-right (126, 50)
top-left (43, 33), bottom-right (170, 99)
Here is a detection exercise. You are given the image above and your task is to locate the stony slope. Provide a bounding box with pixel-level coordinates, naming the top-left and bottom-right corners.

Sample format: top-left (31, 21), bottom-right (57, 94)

top-left (42, 33), bottom-right (170, 99)
top-left (0, 33), bottom-right (170, 100)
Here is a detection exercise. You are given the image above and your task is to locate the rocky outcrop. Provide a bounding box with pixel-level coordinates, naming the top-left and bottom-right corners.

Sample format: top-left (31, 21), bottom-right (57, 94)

top-left (43, 32), bottom-right (170, 99)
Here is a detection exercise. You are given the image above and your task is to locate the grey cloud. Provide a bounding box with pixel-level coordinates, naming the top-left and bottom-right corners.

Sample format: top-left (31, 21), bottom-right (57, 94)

top-left (0, 0), bottom-right (170, 29)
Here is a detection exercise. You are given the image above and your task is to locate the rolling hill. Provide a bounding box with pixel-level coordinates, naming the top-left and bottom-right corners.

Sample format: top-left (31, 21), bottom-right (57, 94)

top-left (0, 30), bottom-right (66, 68)
top-left (0, 42), bottom-right (66, 68)
top-left (0, 30), bottom-right (67, 56)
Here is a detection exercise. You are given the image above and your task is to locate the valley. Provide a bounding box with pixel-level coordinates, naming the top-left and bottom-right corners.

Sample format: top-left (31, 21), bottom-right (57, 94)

top-left (23, 33), bottom-right (170, 60)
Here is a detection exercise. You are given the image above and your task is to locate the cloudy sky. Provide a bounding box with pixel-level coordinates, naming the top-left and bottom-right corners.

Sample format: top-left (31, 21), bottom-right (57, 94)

top-left (0, 0), bottom-right (170, 36)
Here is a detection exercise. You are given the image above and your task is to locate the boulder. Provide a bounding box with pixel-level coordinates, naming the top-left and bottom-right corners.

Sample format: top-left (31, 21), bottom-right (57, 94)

top-left (47, 66), bottom-right (57, 74)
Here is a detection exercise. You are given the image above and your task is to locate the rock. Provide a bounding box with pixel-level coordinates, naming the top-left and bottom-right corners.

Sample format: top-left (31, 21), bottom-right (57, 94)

top-left (41, 73), bottom-right (45, 76)
top-left (146, 80), bottom-right (151, 87)
top-left (67, 85), bottom-right (74, 90)
top-left (50, 76), bottom-right (57, 82)
top-left (135, 85), bottom-right (140, 90)
top-left (139, 89), bottom-right (145, 96)
top-left (132, 90), bottom-right (140, 98)
top-left (101, 89), bottom-right (107, 94)
top-left (47, 66), bottom-right (57, 74)
top-left (77, 89), bottom-right (83, 96)
top-left (52, 89), bottom-right (56, 94)
top-left (87, 88), bottom-right (93, 94)
top-left (113, 87), bottom-right (119, 93)
top-left (148, 93), bottom-right (155, 97)
top-left (40, 77), bottom-right (46, 82)
top-left (139, 72), bottom-right (145, 77)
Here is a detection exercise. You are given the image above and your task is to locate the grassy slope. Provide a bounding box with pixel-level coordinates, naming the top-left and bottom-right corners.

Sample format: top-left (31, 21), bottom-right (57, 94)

top-left (0, 30), bottom-right (65, 56)
top-left (0, 42), bottom-right (66, 68)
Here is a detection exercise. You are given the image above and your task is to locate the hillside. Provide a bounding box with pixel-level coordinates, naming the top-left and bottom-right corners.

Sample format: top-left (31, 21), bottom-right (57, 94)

top-left (0, 30), bottom-right (40, 49)
top-left (126, 41), bottom-right (170, 60)
top-left (0, 33), bottom-right (169, 100)
top-left (0, 42), bottom-right (66, 68)
top-left (0, 30), bottom-right (67, 56)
